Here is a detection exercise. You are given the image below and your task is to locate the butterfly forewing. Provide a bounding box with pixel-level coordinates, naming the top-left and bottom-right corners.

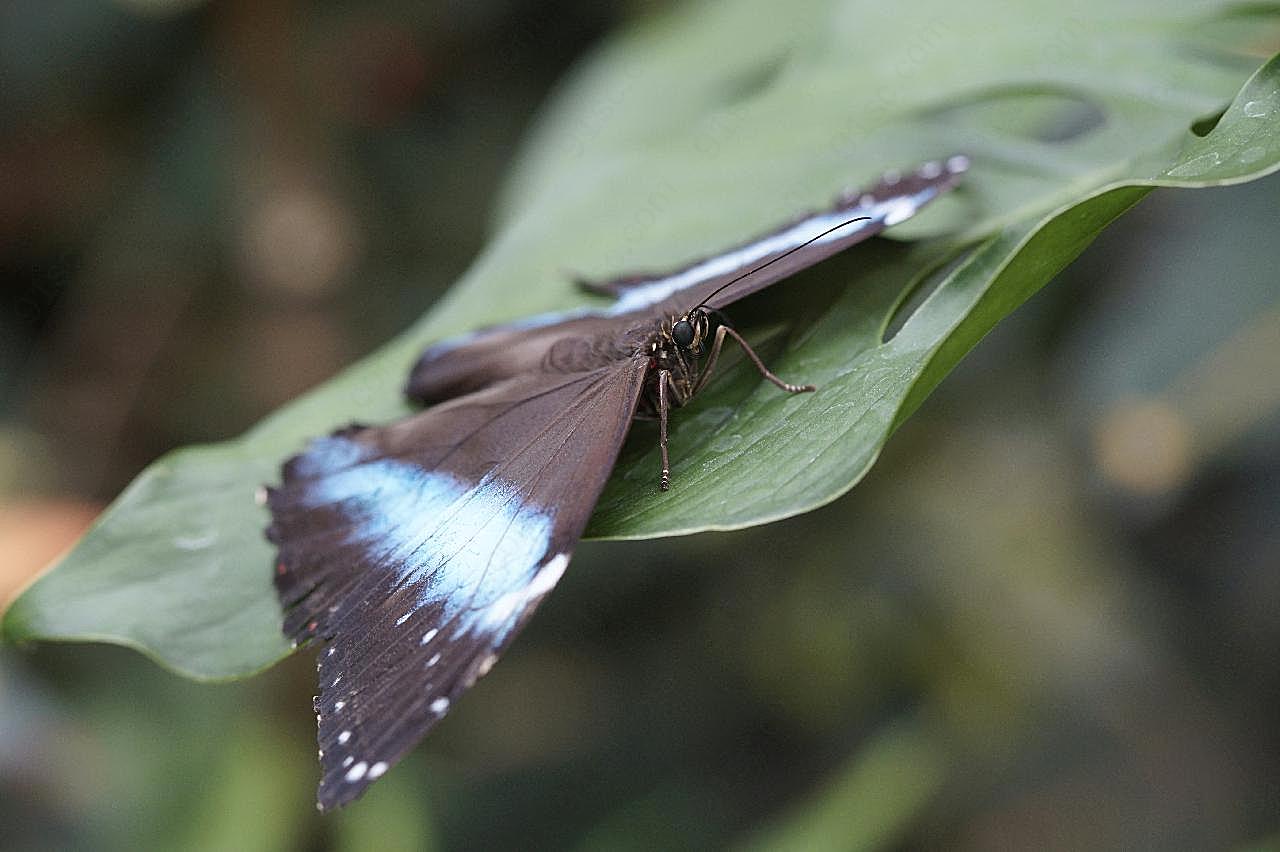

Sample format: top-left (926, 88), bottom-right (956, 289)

top-left (269, 354), bottom-right (649, 809)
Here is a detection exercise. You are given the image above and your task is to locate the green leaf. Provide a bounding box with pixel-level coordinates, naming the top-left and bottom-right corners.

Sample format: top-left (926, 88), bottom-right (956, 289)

top-left (6, 0), bottom-right (1280, 680)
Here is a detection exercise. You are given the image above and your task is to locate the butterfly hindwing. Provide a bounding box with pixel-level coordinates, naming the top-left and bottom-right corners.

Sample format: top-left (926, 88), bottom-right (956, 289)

top-left (405, 310), bottom-right (651, 405)
top-left (268, 354), bottom-right (650, 809)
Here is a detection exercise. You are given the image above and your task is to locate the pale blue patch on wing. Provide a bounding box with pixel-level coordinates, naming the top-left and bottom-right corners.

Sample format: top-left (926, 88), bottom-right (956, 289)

top-left (301, 441), bottom-right (556, 640)
top-left (292, 435), bottom-right (368, 477)
top-left (874, 182), bottom-right (945, 227)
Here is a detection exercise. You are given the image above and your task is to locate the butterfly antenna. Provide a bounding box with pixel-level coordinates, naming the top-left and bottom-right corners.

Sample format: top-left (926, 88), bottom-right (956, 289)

top-left (692, 215), bottom-right (872, 312)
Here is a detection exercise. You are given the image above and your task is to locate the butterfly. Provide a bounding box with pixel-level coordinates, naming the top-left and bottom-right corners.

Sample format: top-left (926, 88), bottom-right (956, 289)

top-left (265, 155), bottom-right (969, 809)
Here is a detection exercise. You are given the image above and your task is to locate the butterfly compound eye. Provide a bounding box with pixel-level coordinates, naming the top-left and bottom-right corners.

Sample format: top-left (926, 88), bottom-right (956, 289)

top-left (672, 319), bottom-right (695, 348)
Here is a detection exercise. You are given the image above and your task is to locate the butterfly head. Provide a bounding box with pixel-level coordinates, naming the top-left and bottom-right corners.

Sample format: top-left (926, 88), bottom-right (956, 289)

top-left (670, 308), bottom-right (712, 355)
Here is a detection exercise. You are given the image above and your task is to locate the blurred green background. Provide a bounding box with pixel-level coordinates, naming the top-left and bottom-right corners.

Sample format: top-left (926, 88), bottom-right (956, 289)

top-left (2, 0), bottom-right (1278, 850)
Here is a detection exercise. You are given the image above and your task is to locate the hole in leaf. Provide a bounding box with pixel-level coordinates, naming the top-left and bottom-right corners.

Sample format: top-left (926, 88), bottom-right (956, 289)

top-left (933, 87), bottom-right (1107, 144)
top-left (1035, 98), bottom-right (1108, 143)
top-left (1190, 107), bottom-right (1226, 137)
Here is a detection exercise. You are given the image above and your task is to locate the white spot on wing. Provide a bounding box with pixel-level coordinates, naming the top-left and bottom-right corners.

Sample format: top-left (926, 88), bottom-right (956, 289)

top-left (430, 697), bottom-right (450, 715)
top-left (529, 553), bottom-right (568, 597)
top-left (368, 762), bottom-right (389, 779)
top-left (427, 653), bottom-right (441, 667)
top-left (947, 154), bottom-right (970, 173)
top-left (343, 756), bottom-right (354, 768)
top-left (421, 628), bottom-right (438, 645)
top-left (395, 612), bottom-right (411, 626)
top-left (880, 197), bottom-right (919, 226)
top-left (345, 761), bottom-right (368, 782)
top-left (338, 730), bottom-right (351, 744)
top-left (334, 701), bottom-right (345, 711)
top-left (920, 160), bottom-right (943, 178)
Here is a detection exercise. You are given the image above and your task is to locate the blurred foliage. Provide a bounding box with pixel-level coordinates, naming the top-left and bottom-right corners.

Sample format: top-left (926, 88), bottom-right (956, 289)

top-left (1, 0), bottom-right (1279, 851)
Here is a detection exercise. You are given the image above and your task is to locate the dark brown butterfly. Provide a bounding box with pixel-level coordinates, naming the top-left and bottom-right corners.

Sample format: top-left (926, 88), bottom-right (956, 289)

top-left (266, 155), bottom-right (968, 809)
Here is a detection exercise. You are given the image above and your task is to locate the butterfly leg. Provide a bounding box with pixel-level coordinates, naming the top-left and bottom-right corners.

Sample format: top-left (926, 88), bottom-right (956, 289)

top-left (723, 326), bottom-right (815, 394)
top-left (690, 324), bottom-right (729, 396)
top-left (694, 326), bottom-right (815, 395)
top-left (657, 369), bottom-right (672, 491)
